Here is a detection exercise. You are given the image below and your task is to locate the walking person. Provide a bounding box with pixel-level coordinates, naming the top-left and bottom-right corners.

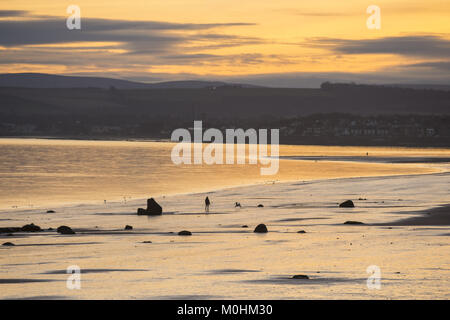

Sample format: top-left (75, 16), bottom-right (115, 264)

top-left (205, 196), bottom-right (211, 213)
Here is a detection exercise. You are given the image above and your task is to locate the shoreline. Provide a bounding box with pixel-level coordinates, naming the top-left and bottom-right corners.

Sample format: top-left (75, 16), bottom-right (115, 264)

top-left (1, 169), bottom-right (448, 215)
top-left (1, 135), bottom-right (450, 150)
top-left (0, 137), bottom-right (448, 212)
top-left (1, 166), bottom-right (449, 299)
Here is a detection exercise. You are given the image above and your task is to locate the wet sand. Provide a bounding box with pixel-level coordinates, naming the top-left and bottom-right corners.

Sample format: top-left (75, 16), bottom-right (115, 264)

top-left (1, 171), bottom-right (449, 299)
top-left (281, 156), bottom-right (450, 164)
top-left (376, 204), bottom-right (450, 226)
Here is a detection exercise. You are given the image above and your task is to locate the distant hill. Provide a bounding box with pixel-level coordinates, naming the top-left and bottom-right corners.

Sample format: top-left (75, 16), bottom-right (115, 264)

top-left (0, 73), bottom-right (261, 89)
top-left (1, 82), bottom-right (449, 146)
top-left (1, 82), bottom-right (449, 119)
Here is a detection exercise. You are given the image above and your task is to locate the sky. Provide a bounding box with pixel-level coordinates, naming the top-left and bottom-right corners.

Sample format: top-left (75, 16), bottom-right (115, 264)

top-left (0, 0), bottom-right (449, 87)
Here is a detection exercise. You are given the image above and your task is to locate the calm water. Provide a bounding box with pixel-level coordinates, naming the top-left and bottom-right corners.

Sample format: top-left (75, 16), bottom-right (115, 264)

top-left (0, 138), bottom-right (445, 210)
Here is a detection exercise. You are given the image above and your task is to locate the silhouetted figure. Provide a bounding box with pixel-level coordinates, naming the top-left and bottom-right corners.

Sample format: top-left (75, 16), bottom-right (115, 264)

top-left (205, 197), bottom-right (210, 213)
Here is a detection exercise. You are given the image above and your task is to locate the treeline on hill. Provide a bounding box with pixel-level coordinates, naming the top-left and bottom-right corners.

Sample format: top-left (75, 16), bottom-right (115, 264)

top-left (0, 83), bottom-right (449, 146)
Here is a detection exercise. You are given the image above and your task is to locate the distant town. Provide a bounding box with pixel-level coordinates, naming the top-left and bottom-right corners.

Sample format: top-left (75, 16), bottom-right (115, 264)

top-left (277, 113), bottom-right (449, 146)
top-left (1, 113), bottom-right (448, 147)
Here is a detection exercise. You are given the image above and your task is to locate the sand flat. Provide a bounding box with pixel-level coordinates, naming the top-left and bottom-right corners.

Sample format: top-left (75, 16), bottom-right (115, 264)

top-left (1, 171), bottom-right (449, 299)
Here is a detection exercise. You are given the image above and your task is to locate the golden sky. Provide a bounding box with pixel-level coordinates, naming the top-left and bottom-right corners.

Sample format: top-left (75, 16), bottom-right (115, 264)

top-left (0, 0), bottom-right (449, 86)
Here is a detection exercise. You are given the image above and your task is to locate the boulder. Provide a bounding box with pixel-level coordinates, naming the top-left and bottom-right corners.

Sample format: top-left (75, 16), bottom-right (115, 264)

top-left (137, 208), bottom-right (147, 215)
top-left (0, 227), bottom-right (21, 234)
top-left (124, 225), bottom-right (133, 230)
top-left (21, 223), bottom-right (41, 232)
top-left (254, 224), bottom-right (268, 233)
top-left (292, 275), bottom-right (309, 279)
top-left (57, 226), bottom-right (75, 235)
top-left (46, 210), bottom-right (55, 213)
top-left (344, 221), bottom-right (364, 225)
top-left (297, 230), bottom-right (306, 233)
top-left (241, 225), bottom-right (249, 228)
top-left (178, 230), bottom-right (192, 236)
top-left (339, 200), bottom-right (355, 208)
top-left (257, 204), bottom-right (264, 208)
top-left (137, 198), bottom-right (162, 215)
top-left (142, 241), bottom-right (152, 243)
top-left (2, 242), bottom-right (14, 246)
top-left (146, 198), bottom-right (162, 215)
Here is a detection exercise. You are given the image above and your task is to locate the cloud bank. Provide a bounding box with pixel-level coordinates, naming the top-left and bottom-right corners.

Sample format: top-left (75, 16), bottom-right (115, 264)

top-left (1, 10), bottom-right (450, 87)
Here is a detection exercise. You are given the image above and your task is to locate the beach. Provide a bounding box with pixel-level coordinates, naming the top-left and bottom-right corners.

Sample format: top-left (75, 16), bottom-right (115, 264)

top-left (1, 164), bottom-right (449, 299)
top-left (2, 0), bottom-right (450, 304)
